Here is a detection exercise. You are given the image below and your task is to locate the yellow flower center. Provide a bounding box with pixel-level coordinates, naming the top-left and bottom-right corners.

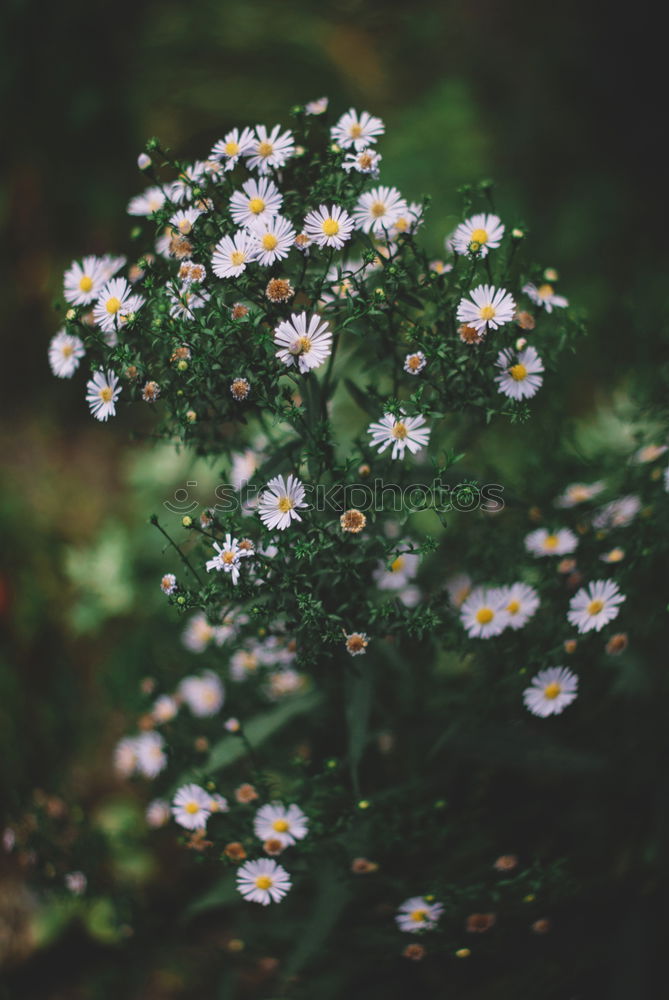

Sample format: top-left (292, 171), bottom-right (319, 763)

top-left (358, 152), bottom-right (373, 168)
top-left (248, 197), bottom-right (265, 214)
top-left (290, 336), bottom-right (312, 355)
top-left (272, 819), bottom-right (290, 833)
top-left (178, 219), bottom-right (192, 234)
top-left (569, 486), bottom-right (589, 502)
top-left (62, 344), bottom-right (74, 357)
top-left (538, 283), bottom-right (554, 298)
top-left (476, 608), bottom-right (494, 625)
top-left (322, 217), bottom-right (340, 236)
top-left (225, 141), bottom-right (240, 156)
top-left (470, 227), bottom-right (489, 244)
top-left (255, 875), bottom-right (273, 889)
top-left (543, 682), bottom-right (562, 700)
top-left (407, 355), bottom-right (421, 370)
top-left (222, 551), bottom-right (236, 564)
top-left (507, 600), bottom-right (520, 614)
top-left (392, 421), bottom-right (408, 439)
top-left (184, 801), bottom-right (200, 815)
top-left (479, 304), bottom-right (496, 321)
top-left (543, 534), bottom-right (559, 549)
top-left (390, 556), bottom-right (405, 573)
top-left (230, 251), bottom-right (246, 266)
top-left (370, 201), bottom-right (386, 218)
top-left (99, 387), bottom-right (113, 403)
top-left (278, 496), bottom-right (294, 513)
top-left (349, 123), bottom-right (363, 138)
top-left (410, 909), bottom-right (428, 923)
top-left (587, 599), bottom-right (604, 615)
top-left (105, 296), bottom-right (121, 314)
top-left (509, 363), bottom-right (528, 381)
top-left (79, 275), bottom-right (93, 292)
top-left (262, 233), bottom-right (278, 250)
top-left (257, 141), bottom-right (273, 157)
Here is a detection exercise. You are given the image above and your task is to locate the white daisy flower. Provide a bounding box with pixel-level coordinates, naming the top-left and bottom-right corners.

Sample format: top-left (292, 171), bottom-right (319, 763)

top-left (236, 858), bottom-right (291, 905)
top-left (211, 231), bottom-right (257, 279)
top-left (182, 612), bottom-right (216, 653)
top-left (451, 213), bottom-right (505, 257)
top-left (367, 411), bottom-right (430, 460)
top-left (633, 444), bottom-right (668, 464)
top-left (395, 896), bottom-right (444, 934)
top-left (160, 573), bottom-right (178, 595)
top-left (373, 550), bottom-right (420, 591)
top-left (98, 254), bottom-right (127, 283)
top-left (523, 282), bottom-right (568, 312)
top-left (499, 582), bottom-right (540, 629)
top-left (342, 148), bottom-right (382, 176)
top-left (303, 204), bottom-right (355, 249)
top-left (600, 547), bottom-right (625, 564)
top-left (210, 127), bottom-right (255, 170)
top-left (48, 330), bottom-right (85, 378)
top-left (592, 495), bottom-right (641, 530)
top-left (230, 647), bottom-right (262, 682)
top-left (231, 448), bottom-right (261, 491)
top-left (230, 177), bottom-right (283, 228)
top-left (403, 351), bottom-right (426, 375)
top-left (169, 207), bottom-right (203, 235)
top-left (555, 481), bottom-right (606, 508)
top-left (305, 96), bottom-right (328, 115)
top-left (146, 799), bottom-right (170, 828)
top-left (258, 474), bottom-right (307, 531)
top-left (179, 671), bottom-right (225, 717)
top-left (169, 162), bottom-right (206, 204)
top-left (135, 731), bottom-right (167, 778)
top-left (523, 666), bottom-right (578, 717)
top-left (209, 793), bottom-right (229, 814)
top-left (92, 278), bottom-right (144, 334)
top-left (246, 125), bottom-right (295, 174)
top-left (251, 215), bottom-right (296, 266)
top-left (63, 255), bottom-right (108, 306)
top-left (64, 872), bottom-right (87, 895)
top-left (567, 579), bottom-right (625, 633)
top-left (168, 285), bottom-right (211, 320)
top-left (127, 186), bottom-right (166, 216)
top-left (267, 668), bottom-right (304, 699)
top-left (460, 586), bottom-right (510, 638)
top-left (205, 533), bottom-right (242, 584)
top-left (388, 202), bottom-right (423, 240)
top-left (172, 783), bottom-right (212, 830)
top-left (152, 694), bottom-right (178, 723)
top-left (273, 311), bottom-right (332, 373)
top-left (446, 573), bottom-right (472, 608)
top-left (353, 186), bottom-right (408, 234)
top-left (86, 369), bottom-right (121, 422)
top-left (494, 345), bottom-right (544, 400)
top-left (331, 108), bottom-right (385, 150)
top-left (525, 527), bottom-right (578, 557)
top-left (253, 802), bottom-right (308, 847)
top-left (457, 284), bottom-right (516, 334)
top-left (113, 736), bottom-right (139, 776)
top-left (320, 262), bottom-right (363, 304)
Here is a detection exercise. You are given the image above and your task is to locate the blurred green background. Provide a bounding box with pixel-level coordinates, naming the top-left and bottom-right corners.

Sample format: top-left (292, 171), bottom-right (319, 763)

top-left (1, 0), bottom-right (665, 995)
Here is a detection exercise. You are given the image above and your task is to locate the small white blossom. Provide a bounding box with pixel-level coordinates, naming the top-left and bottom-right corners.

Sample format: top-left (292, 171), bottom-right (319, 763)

top-left (523, 666), bottom-right (578, 717)
top-left (368, 411), bottom-right (430, 460)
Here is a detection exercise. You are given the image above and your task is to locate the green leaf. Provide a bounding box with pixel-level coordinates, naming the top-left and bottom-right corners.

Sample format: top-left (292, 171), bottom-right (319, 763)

top-left (344, 378), bottom-right (378, 416)
top-left (179, 691), bottom-right (323, 785)
top-left (281, 862), bottom-right (350, 979)
top-left (181, 874), bottom-right (239, 923)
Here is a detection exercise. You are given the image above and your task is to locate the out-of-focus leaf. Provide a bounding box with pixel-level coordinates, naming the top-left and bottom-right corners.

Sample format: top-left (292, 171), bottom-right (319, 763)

top-left (181, 874), bottom-right (238, 923)
top-left (345, 663), bottom-right (374, 798)
top-left (281, 862), bottom-right (350, 979)
top-left (181, 691), bottom-right (323, 784)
